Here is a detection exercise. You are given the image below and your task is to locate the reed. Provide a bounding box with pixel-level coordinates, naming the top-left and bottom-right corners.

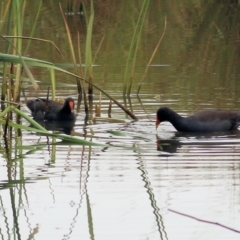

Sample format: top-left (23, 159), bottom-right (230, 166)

top-left (0, 1), bottom-right (63, 102)
top-left (123, 0), bottom-right (150, 95)
top-left (12, 0), bottom-right (23, 102)
top-left (137, 16), bottom-right (167, 94)
top-left (0, 0), bottom-right (139, 149)
top-left (0, 0), bottom-right (40, 102)
top-left (59, 3), bottom-right (82, 94)
top-left (84, 0), bottom-right (94, 95)
top-left (1, 1), bottom-right (12, 101)
top-left (59, 3), bottom-right (88, 116)
top-left (24, 0), bottom-right (42, 55)
top-left (0, 105), bottom-right (107, 145)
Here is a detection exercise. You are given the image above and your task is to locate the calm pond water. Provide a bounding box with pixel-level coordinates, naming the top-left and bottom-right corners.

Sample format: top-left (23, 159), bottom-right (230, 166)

top-left (1, 1), bottom-right (240, 239)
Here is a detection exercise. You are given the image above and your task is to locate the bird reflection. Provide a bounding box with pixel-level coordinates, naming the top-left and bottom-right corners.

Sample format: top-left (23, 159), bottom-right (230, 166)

top-left (156, 130), bottom-right (240, 154)
top-left (157, 138), bottom-right (182, 154)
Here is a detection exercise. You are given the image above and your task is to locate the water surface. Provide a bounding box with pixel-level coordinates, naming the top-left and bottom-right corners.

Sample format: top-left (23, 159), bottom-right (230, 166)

top-left (1, 1), bottom-right (240, 240)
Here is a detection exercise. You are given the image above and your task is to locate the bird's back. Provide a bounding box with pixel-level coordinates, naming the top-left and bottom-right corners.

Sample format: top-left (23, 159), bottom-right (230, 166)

top-left (27, 98), bottom-right (65, 120)
top-left (193, 109), bottom-right (239, 121)
top-left (184, 110), bottom-right (240, 132)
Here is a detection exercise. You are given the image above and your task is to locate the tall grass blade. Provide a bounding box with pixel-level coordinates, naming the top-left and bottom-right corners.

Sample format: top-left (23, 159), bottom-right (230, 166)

top-left (0, 53), bottom-right (138, 120)
top-left (12, 0), bottom-right (24, 102)
top-left (24, 0), bottom-right (42, 55)
top-left (50, 68), bottom-right (56, 100)
top-left (59, 3), bottom-right (82, 94)
top-left (137, 16), bottom-right (167, 95)
top-left (0, 106), bottom-right (106, 146)
top-left (128, 0), bottom-right (150, 95)
top-left (0, 118), bottom-right (106, 146)
top-left (77, 30), bottom-right (88, 113)
top-left (0, 1), bottom-right (11, 33)
top-left (123, 0), bottom-right (150, 95)
top-left (3, 36), bottom-right (63, 56)
top-left (0, 37), bottom-right (40, 92)
top-left (0, 0), bottom-right (12, 101)
top-left (85, 0), bottom-right (94, 95)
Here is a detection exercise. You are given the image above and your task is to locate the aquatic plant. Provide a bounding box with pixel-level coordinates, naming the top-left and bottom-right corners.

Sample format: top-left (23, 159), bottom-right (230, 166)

top-left (123, 0), bottom-right (150, 96)
top-left (0, 0), bottom-right (139, 145)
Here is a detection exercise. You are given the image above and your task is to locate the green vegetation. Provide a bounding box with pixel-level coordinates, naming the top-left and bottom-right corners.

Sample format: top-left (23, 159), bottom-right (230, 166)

top-left (1, 0), bottom-right (153, 147)
top-left (123, 0), bottom-right (150, 95)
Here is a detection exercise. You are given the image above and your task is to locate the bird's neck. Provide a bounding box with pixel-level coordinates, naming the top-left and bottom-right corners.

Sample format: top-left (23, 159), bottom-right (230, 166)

top-left (168, 110), bottom-right (182, 122)
top-left (168, 111), bottom-right (185, 131)
top-left (61, 105), bottom-right (71, 113)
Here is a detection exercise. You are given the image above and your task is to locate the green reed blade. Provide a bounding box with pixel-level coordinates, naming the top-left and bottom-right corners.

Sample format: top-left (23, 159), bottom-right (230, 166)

top-left (137, 16), bottom-right (167, 95)
top-left (24, 0), bottom-right (42, 55)
top-left (59, 3), bottom-right (82, 94)
top-left (50, 68), bottom-right (56, 100)
top-left (0, 53), bottom-right (138, 120)
top-left (0, 37), bottom-right (40, 93)
top-left (128, 0), bottom-right (150, 95)
top-left (123, 0), bottom-right (150, 95)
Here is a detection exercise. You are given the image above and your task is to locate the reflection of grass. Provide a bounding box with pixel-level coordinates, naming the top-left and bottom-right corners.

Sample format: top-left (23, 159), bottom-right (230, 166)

top-left (0, 178), bottom-right (47, 190)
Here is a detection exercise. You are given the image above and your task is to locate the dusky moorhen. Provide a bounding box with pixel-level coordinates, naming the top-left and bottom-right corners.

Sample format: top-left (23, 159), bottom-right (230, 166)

top-left (27, 97), bottom-right (75, 121)
top-left (156, 107), bottom-right (240, 132)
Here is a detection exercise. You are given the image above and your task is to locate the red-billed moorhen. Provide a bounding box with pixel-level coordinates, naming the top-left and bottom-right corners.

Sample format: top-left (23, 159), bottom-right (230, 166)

top-left (27, 97), bottom-right (75, 121)
top-left (156, 107), bottom-right (240, 132)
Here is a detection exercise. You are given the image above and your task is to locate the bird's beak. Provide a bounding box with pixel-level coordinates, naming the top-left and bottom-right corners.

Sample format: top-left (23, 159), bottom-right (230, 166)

top-left (156, 119), bottom-right (160, 129)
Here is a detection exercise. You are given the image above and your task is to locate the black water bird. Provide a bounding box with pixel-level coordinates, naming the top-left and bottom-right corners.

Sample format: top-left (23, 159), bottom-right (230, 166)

top-left (156, 107), bottom-right (240, 132)
top-left (27, 97), bottom-right (75, 121)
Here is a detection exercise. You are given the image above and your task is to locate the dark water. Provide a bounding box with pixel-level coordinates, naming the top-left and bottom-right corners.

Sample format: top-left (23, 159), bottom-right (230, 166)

top-left (1, 1), bottom-right (240, 239)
